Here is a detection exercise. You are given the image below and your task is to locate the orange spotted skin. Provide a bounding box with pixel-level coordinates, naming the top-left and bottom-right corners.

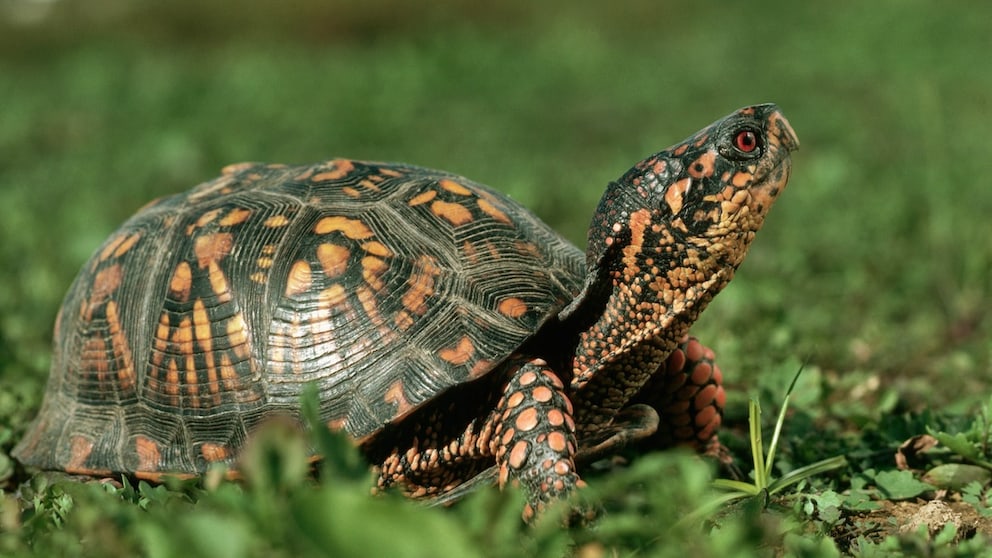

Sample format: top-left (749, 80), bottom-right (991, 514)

top-left (15, 104), bottom-right (798, 518)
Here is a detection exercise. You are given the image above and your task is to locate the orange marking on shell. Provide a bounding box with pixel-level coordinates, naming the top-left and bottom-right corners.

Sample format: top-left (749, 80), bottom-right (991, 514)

top-left (665, 178), bottom-right (690, 215)
top-left (312, 159), bottom-right (355, 181)
top-left (327, 417), bottom-right (347, 431)
top-left (320, 284), bottom-right (348, 308)
top-left (169, 261), bottom-right (193, 302)
top-left (394, 310), bottom-right (413, 330)
top-left (106, 300), bottom-right (135, 390)
top-left (506, 391), bottom-right (525, 409)
top-left (508, 440), bottom-right (530, 470)
top-left (221, 162), bottom-right (256, 175)
top-left (207, 261), bottom-right (233, 302)
top-left (547, 431), bottom-right (567, 453)
top-left (400, 255), bottom-right (440, 315)
top-left (314, 215), bottom-right (374, 239)
top-left (546, 408), bottom-right (565, 426)
top-left (219, 353), bottom-right (237, 390)
top-left (497, 297), bottom-right (528, 318)
top-left (407, 189), bottom-right (437, 206)
top-left (194, 232), bottom-right (234, 268)
top-left (531, 386), bottom-right (553, 403)
top-left (112, 232), bottom-right (141, 259)
top-left (342, 186), bottom-right (361, 198)
top-left (134, 436), bottom-right (162, 471)
top-left (673, 143), bottom-right (689, 156)
top-left (439, 335), bottom-right (475, 366)
top-left (468, 358), bottom-right (492, 379)
top-left (430, 200), bottom-right (473, 226)
top-left (249, 271), bottom-right (266, 283)
top-left (67, 436), bottom-right (95, 470)
top-left (361, 241), bottom-right (393, 258)
top-left (356, 286), bottom-right (384, 326)
top-left (316, 243), bottom-right (351, 278)
top-left (361, 256), bottom-right (388, 290)
top-left (192, 209), bottom-right (223, 233)
top-left (257, 256), bottom-right (273, 269)
top-left (285, 260), bottom-right (313, 296)
top-left (193, 297), bottom-right (212, 353)
top-left (476, 197), bottom-right (511, 224)
top-left (514, 408), bottom-right (539, 432)
top-left (438, 178), bottom-right (472, 196)
top-left (219, 208), bottom-right (251, 227)
top-left (385, 380), bottom-right (413, 416)
top-left (200, 442), bottom-right (229, 463)
top-left (166, 360), bottom-right (181, 406)
top-left (85, 264), bottom-right (123, 320)
top-left (264, 214), bottom-right (291, 228)
top-left (226, 313), bottom-right (251, 361)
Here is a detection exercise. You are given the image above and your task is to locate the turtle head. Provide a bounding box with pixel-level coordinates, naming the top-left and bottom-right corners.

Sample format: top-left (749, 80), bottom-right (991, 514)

top-left (560, 104), bottom-right (797, 331)
top-left (586, 103), bottom-right (798, 274)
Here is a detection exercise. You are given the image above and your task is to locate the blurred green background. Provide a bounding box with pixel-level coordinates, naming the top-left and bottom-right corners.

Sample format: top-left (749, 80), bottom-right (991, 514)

top-left (1, 0), bottom-right (990, 431)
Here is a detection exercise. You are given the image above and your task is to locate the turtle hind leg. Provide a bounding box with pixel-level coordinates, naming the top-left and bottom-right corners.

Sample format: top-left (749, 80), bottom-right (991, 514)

top-left (632, 335), bottom-right (728, 459)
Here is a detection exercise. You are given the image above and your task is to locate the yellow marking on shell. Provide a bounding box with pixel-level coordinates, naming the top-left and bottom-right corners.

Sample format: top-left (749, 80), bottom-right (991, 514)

top-left (380, 168), bottom-right (403, 178)
top-left (665, 177), bottom-right (690, 215)
top-left (169, 261), bottom-right (193, 302)
top-left (438, 178), bottom-right (472, 196)
top-left (317, 243), bottom-right (350, 278)
top-left (385, 380), bottom-right (413, 415)
top-left (361, 241), bottom-right (393, 258)
top-left (431, 200), bottom-right (473, 226)
top-left (185, 367), bottom-right (199, 406)
top-left (408, 189), bottom-right (437, 206)
top-left (250, 271), bottom-right (266, 283)
top-left (219, 208), bottom-right (252, 227)
top-left (285, 260), bottom-right (313, 297)
top-left (134, 436), bottom-right (162, 471)
top-left (106, 300), bottom-right (135, 390)
top-left (361, 256), bottom-right (388, 290)
top-left (86, 264), bottom-right (123, 320)
top-left (312, 159), bottom-right (355, 181)
top-left (342, 186), bottom-right (361, 198)
top-left (256, 256), bottom-right (273, 269)
top-left (193, 297), bottom-right (212, 357)
top-left (439, 335), bottom-right (475, 366)
top-left (67, 436), bottom-right (95, 471)
top-left (264, 214), bottom-right (291, 228)
top-left (200, 442), bottom-right (229, 463)
top-left (477, 198), bottom-right (511, 224)
top-left (497, 297), bottom-right (528, 318)
top-left (314, 215), bottom-right (374, 239)
top-left (194, 232), bottom-right (234, 268)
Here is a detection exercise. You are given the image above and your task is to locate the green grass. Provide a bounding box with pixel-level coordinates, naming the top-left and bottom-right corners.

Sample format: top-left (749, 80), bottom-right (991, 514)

top-left (2, 0), bottom-right (992, 555)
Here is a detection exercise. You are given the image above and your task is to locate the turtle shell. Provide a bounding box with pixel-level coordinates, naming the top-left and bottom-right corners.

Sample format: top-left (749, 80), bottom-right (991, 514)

top-left (14, 158), bottom-right (586, 476)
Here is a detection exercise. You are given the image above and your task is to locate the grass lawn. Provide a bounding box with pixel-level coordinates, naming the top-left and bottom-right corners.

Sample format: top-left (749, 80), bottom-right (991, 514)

top-left (2, 0), bottom-right (992, 556)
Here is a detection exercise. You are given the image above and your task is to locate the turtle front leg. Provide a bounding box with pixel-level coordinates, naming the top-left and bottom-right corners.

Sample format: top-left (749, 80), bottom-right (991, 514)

top-left (632, 335), bottom-right (726, 456)
top-left (491, 357), bottom-right (581, 521)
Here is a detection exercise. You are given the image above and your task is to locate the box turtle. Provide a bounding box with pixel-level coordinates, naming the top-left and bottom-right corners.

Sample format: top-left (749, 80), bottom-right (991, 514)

top-left (15, 104), bottom-right (798, 519)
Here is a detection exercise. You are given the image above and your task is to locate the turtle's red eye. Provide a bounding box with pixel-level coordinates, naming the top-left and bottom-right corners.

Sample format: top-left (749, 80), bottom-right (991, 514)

top-left (734, 129), bottom-right (759, 153)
